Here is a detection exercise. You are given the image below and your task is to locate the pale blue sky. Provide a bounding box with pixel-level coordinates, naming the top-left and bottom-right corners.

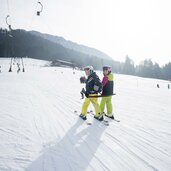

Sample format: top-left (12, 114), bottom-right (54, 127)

top-left (1, 0), bottom-right (171, 65)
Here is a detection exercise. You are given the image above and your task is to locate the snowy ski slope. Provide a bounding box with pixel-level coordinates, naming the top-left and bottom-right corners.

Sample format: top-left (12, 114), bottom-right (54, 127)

top-left (0, 58), bottom-right (171, 171)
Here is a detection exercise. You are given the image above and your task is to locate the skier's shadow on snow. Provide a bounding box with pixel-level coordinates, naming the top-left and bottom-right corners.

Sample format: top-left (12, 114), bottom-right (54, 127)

top-left (27, 117), bottom-right (108, 171)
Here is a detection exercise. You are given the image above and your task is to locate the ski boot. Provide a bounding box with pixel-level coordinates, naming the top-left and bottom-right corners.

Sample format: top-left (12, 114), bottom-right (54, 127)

top-left (79, 113), bottom-right (87, 120)
top-left (104, 113), bottom-right (114, 120)
top-left (94, 114), bottom-right (104, 121)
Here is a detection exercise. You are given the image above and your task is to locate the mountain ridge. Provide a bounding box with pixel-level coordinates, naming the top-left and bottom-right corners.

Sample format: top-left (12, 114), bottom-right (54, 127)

top-left (0, 28), bottom-right (115, 69)
top-left (30, 30), bottom-right (112, 61)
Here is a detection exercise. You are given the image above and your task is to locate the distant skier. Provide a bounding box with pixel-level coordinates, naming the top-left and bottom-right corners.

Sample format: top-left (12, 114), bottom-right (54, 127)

top-left (0, 65), bottom-right (1, 73)
top-left (168, 84), bottom-right (170, 89)
top-left (79, 66), bottom-right (103, 121)
top-left (100, 66), bottom-right (114, 119)
top-left (157, 84), bottom-right (160, 88)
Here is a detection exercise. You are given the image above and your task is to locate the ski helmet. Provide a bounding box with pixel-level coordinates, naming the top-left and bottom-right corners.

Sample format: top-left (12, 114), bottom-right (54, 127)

top-left (84, 66), bottom-right (94, 72)
top-left (103, 65), bottom-right (112, 72)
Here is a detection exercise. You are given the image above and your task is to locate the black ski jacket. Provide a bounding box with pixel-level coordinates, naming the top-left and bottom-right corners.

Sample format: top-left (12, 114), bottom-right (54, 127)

top-left (85, 72), bottom-right (102, 94)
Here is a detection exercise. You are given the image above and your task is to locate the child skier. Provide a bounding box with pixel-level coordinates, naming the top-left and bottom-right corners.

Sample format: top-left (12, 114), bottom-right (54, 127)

top-left (80, 66), bottom-right (103, 121)
top-left (100, 66), bottom-right (114, 119)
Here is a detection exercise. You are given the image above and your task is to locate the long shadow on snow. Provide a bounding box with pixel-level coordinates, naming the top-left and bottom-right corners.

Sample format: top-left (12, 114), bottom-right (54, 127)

top-left (27, 118), bottom-right (108, 171)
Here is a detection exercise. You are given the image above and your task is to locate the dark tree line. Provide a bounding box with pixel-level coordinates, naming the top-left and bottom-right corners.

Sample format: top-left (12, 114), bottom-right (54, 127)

top-left (0, 28), bottom-right (171, 80)
top-left (120, 56), bottom-right (171, 80)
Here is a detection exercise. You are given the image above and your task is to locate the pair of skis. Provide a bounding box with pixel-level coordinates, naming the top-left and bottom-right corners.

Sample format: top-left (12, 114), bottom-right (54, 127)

top-left (74, 110), bottom-right (120, 126)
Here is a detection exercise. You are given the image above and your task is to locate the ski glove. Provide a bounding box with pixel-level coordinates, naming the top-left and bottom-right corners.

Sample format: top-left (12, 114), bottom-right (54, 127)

top-left (80, 76), bottom-right (86, 83)
top-left (80, 88), bottom-right (85, 99)
top-left (80, 88), bottom-right (89, 98)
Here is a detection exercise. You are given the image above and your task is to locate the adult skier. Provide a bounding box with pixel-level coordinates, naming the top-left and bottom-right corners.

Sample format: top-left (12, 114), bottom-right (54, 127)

top-left (100, 66), bottom-right (114, 119)
top-left (80, 66), bottom-right (103, 121)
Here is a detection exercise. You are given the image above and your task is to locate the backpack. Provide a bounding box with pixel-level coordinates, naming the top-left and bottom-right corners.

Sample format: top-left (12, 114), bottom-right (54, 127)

top-left (93, 75), bottom-right (102, 93)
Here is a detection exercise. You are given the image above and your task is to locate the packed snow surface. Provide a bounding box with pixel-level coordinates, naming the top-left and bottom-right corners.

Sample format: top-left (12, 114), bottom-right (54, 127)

top-left (0, 58), bottom-right (171, 171)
